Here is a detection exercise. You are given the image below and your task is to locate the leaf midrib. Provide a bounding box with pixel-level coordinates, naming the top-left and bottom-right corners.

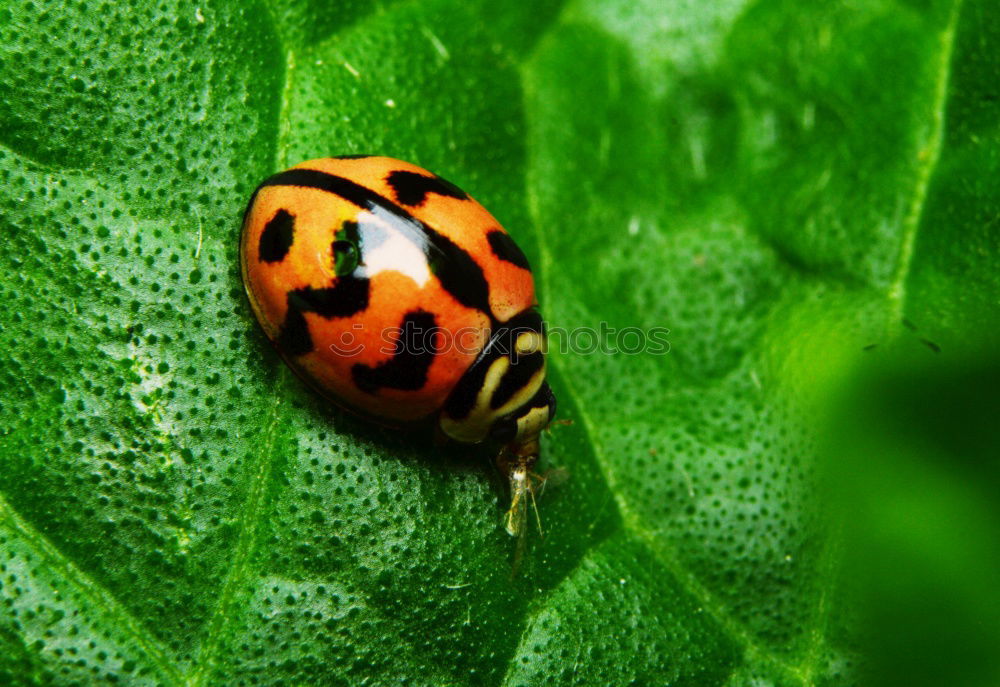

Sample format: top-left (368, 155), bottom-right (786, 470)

top-left (888, 0), bottom-right (963, 322)
top-left (186, 391), bottom-right (285, 687)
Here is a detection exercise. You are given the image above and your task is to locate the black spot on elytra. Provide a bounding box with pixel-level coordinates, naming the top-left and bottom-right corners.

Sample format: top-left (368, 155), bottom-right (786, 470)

top-left (259, 209), bottom-right (295, 263)
top-left (352, 310), bottom-right (439, 393)
top-left (288, 279), bottom-right (370, 318)
top-left (486, 229), bottom-right (531, 271)
top-left (386, 170), bottom-right (469, 207)
top-left (253, 168), bottom-right (495, 320)
top-left (278, 279), bottom-right (370, 356)
top-left (426, 231), bottom-right (491, 316)
top-left (277, 307), bottom-right (313, 356)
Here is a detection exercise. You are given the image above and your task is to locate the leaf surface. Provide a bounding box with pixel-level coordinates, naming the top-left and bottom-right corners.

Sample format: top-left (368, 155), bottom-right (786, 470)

top-left (0, 0), bottom-right (995, 685)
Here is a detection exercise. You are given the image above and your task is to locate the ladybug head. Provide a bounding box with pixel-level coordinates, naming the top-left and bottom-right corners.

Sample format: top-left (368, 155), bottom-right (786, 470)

top-left (485, 383), bottom-right (556, 446)
top-left (438, 310), bottom-right (556, 447)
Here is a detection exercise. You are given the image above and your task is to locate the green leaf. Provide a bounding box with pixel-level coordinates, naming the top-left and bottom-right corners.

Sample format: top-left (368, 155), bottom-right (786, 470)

top-left (821, 347), bottom-right (1000, 687)
top-left (1, 0), bottom-right (997, 685)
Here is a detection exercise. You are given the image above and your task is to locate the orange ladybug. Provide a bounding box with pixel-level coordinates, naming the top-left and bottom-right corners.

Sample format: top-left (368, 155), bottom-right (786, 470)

top-left (240, 156), bottom-right (556, 537)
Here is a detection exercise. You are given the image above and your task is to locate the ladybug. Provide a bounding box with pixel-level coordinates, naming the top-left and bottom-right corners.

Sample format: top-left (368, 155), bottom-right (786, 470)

top-left (240, 156), bottom-right (556, 537)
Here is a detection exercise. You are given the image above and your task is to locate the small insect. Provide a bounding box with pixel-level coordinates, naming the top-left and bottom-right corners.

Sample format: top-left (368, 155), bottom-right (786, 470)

top-left (240, 156), bottom-right (556, 543)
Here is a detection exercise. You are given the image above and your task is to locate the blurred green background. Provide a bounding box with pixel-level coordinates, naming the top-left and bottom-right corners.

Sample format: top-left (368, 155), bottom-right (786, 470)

top-left (0, 0), bottom-right (997, 685)
top-left (825, 345), bottom-right (1000, 687)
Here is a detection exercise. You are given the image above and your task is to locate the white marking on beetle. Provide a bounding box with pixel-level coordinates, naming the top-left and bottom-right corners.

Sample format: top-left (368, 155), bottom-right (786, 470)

top-left (359, 225), bottom-right (432, 286)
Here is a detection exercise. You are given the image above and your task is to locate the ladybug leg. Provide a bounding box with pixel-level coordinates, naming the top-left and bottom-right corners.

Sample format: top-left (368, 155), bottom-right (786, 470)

top-left (527, 478), bottom-right (544, 537)
top-left (528, 471), bottom-right (548, 498)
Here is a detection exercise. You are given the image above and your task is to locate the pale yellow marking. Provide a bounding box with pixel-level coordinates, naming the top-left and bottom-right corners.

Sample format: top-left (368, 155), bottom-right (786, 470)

top-left (515, 331), bottom-right (543, 356)
top-left (440, 356), bottom-right (547, 444)
top-left (516, 405), bottom-right (551, 442)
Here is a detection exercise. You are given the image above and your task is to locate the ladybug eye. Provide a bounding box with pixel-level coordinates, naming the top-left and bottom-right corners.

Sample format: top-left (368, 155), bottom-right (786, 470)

top-left (332, 239), bottom-right (360, 275)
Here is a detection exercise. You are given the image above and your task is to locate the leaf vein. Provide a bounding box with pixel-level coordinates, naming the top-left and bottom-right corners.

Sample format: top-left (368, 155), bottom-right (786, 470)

top-left (185, 392), bottom-right (285, 686)
top-left (888, 0), bottom-right (963, 318)
top-left (0, 493), bottom-right (185, 685)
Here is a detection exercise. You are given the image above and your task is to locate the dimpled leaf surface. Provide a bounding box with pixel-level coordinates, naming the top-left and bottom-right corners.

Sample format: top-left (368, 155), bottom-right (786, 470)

top-left (0, 0), bottom-right (996, 686)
